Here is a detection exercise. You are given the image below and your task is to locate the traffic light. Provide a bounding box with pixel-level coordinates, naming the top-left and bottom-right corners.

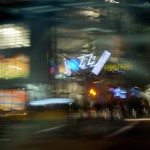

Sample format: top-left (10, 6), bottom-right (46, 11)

top-left (89, 88), bottom-right (97, 96)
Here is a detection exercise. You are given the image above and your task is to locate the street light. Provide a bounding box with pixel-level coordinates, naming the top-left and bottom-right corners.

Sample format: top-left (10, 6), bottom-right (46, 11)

top-left (89, 88), bottom-right (97, 96)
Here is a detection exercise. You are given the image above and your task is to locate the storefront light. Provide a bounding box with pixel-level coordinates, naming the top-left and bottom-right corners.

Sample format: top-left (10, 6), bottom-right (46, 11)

top-left (0, 24), bottom-right (30, 49)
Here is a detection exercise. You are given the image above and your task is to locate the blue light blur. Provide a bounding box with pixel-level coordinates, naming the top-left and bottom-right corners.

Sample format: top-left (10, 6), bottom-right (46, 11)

top-left (129, 87), bottom-right (141, 98)
top-left (67, 58), bottom-right (80, 71)
top-left (109, 87), bottom-right (127, 99)
top-left (29, 98), bottom-right (74, 106)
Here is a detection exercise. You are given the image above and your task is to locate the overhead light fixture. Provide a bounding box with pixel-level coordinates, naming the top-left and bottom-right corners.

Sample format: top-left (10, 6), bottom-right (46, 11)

top-left (105, 0), bottom-right (119, 4)
top-left (79, 10), bottom-right (100, 17)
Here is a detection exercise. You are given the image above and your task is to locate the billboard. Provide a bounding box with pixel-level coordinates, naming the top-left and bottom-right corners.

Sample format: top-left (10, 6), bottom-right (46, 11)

top-left (0, 89), bottom-right (28, 111)
top-left (0, 54), bottom-right (30, 80)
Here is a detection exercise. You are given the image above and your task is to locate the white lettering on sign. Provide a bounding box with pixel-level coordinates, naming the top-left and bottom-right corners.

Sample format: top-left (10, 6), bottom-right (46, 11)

top-left (92, 50), bottom-right (111, 75)
top-left (77, 54), bottom-right (96, 69)
top-left (63, 58), bottom-right (71, 76)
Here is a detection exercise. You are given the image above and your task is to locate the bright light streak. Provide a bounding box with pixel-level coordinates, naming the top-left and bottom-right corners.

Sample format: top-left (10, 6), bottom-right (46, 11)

top-left (29, 98), bottom-right (74, 106)
top-left (92, 50), bottom-right (111, 75)
top-left (0, 112), bottom-right (27, 117)
top-left (9, 66), bottom-right (22, 70)
top-left (105, 0), bottom-right (119, 4)
top-left (63, 54), bottom-right (96, 76)
top-left (125, 118), bottom-right (150, 122)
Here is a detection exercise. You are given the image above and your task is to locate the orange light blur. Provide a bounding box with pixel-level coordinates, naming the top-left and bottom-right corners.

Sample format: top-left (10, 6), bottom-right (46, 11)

top-left (0, 90), bottom-right (28, 111)
top-left (0, 54), bottom-right (30, 79)
top-left (89, 88), bottom-right (97, 96)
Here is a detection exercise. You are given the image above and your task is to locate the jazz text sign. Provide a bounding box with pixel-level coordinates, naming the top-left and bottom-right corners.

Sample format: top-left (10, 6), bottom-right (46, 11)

top-left (63, 50), bottom-right (111, 76)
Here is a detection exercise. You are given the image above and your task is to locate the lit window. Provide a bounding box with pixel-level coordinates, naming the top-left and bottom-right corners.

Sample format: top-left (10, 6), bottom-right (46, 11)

top-left (0, 24), bottom-right (30, 49)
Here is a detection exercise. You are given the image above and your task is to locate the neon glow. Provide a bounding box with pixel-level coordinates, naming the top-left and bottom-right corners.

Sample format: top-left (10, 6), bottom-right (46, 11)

top-left (109, 87), bottom-right (127, 99)
top-left (67, 58), bottom-right (80, 71)
top-left (63, 51), bottom-right (111, 76)
top-left (114, 87), bottom-right (127, 99)
top-left (63, 58), bottom-right (71, 76)
top-left (63, 53), bottom-right (96, 76)
top-left (92, 50), bottom-right (111, 75)
top-left (29, 98), bottom-right (74, 106)
top-left (104, 63), bottom-right (132, 71)
top-left (77, 54), bottom-right (96, 69)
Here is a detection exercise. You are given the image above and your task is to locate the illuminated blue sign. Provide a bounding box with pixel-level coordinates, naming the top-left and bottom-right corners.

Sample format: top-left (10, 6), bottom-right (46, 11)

top-left (63, 50), bottom-right (111, 76)
top-left (67, 58), bottom-right (80, 71)
top-left (109, 87), bottom-right (127, 99)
